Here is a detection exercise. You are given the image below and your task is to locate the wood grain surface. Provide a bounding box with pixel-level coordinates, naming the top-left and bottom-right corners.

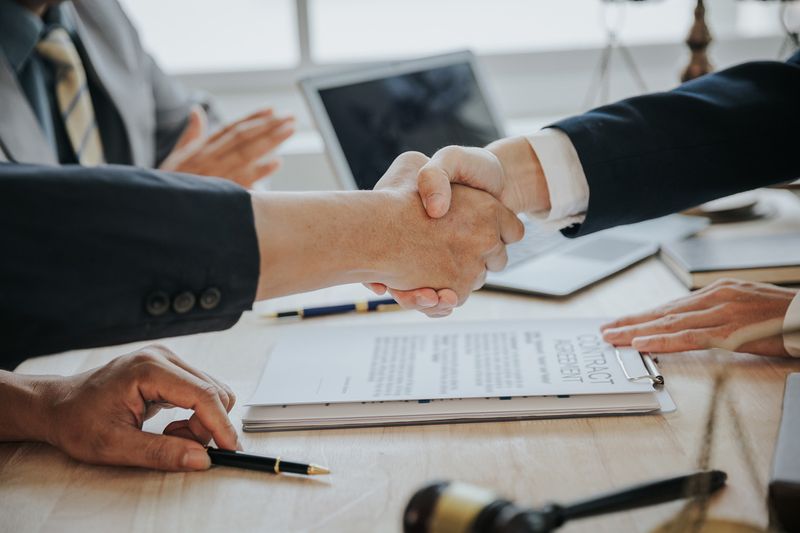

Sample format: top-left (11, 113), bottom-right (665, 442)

top-left (2, 190), bottom-right (798, 533)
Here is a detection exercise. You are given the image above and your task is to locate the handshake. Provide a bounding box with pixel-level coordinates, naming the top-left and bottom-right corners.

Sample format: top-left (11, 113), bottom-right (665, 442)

top-left (254, 136), bottom-right (547, 310)
top-left (360, 138), bottom-right (545, 317)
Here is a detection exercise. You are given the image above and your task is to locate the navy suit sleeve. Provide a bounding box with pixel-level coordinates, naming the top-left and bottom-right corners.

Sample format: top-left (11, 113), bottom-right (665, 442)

top-left (0, 163), bottom-right (260, 370)
top-left (552, 50), bottom-right (800, 237)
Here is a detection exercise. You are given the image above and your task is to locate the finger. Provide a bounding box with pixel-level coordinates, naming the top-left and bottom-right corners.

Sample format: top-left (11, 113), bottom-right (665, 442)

top-left (232, 119), bottom-right (295, 168)
top-left (418, 146), bottom-right (505, 219)
top-left (364, 283), bottom-right (387, 295)
top-left (165, 426), bottom-right (198, 443)
top-left (213, 117), bottom-right (294, 163)
top-left (412, 288), bottom-right (459, 317)
top-left (158, 350), bottom-right (236, 412)
top-left (215, 122), bottom-right (294, 179)
top-left (137, 365), bottom-right (239, 451)
top-left (186, 413), bottom-right (213, 446)
top-left (164, 419), bottom-right (201, 443)
top-left (257, 120), bottom-right (295, 155)
top-left (436, 289), bottom-right (458, 309)
top-left (173, 106), bottom-right (208, 152)
top-left (497, 207), bottom-right (525, 244)
top-left (485, 243), bottom-right (509, 272)
top-left (374, 151), bottom-right (430, 191)
top-left (387, 288), bottom-right (439, 310)
top-left (472, 269), bottom-right (488, 291)
top-left (177, 365), bottom-right (234, 413)
top-left (602, 308), bottom-right (724, 346)
top-left (177, 362), bottom-right (238, 445)
top-left (164, 419), bottom-right (223, 448)
top-left (631, 329), bottom-right (716, 353)
top-left (238, 158), bottom-right (282, 188)
top-left (111, 426), bottom-right (211, 472)
top-left (600, 293), bottom-right (718, 332)
top-left (417, 162), bottom-right (453, 218)
top-left (164, 419), bottom-right (191, 435)
top-left (206, 115), bottom-right (291, 167)
top-left (143, 400), bottom-right (166, 420)
top-left (206, 108), bottom-right (275, 144)
top-left (426, 308), bottom-right (454, 318)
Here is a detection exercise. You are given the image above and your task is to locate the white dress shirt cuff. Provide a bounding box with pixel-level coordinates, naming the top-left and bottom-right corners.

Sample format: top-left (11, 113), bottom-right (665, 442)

top-left (783, 291), bottom-right (800, 357)
top-left (525, 128), bottom-right (589, 230)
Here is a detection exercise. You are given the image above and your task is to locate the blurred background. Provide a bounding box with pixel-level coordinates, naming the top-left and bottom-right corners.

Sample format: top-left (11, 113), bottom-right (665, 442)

top-left (118, 0), bottom-right (794, 190)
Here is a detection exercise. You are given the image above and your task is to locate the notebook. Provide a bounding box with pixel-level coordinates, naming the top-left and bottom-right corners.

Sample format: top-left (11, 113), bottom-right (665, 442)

top-left (660, 233), bottom-right (800, 289)
top-left (770, 373), bottom-right (800, 531)
top-left (243, 319), bottom-right (673, 432)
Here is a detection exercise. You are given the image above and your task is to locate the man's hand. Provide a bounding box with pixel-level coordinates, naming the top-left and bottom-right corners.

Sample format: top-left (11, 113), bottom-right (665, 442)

top-left (368, 141), bottom-right (544, 315)
top-left (161, 106), bottom-right (295, 188)
top-left (418, 137), bottom-right (548, 218)
top-left (601, 279), bottom-right (799, 357)
top-left (251, 152), bottom-right (523, 307)
top-left (370, 152), bottom-right (524, 311)
top-left (5, 345), bottom-right (240, 471)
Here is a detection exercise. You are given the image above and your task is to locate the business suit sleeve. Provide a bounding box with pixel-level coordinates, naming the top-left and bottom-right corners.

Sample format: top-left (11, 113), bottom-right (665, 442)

top-left (551, 50), bottom-right (800, 237)
top-left (0, 163), bottom-right (260, 370)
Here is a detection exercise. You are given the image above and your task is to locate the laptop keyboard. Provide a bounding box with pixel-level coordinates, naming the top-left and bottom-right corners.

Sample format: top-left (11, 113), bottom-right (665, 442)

top-left (505, 220), bottom-right (566, 268)
top-left (562, 237), bottom-right (647, 262)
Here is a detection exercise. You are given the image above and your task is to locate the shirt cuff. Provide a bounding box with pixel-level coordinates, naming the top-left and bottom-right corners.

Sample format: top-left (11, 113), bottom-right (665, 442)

top-left (524, 128), bottom-right (589, 230)
top-left (783, 291), bottom-right (800, 357)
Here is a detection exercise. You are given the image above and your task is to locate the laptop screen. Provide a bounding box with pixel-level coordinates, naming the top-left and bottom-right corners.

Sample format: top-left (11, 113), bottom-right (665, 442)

top-left (317, 62), bottom-right (502, 190)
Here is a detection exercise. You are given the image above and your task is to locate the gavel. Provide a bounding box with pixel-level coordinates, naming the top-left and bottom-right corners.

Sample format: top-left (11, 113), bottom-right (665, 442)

top-left (403, 470), bottom-right (726, 533)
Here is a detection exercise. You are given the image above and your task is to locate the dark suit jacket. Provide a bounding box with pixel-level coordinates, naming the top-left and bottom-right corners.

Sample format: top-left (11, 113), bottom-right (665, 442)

top-left (0, 163), bottom-right (259, 370)
top-left (553, 50), bottom-right (800, 237)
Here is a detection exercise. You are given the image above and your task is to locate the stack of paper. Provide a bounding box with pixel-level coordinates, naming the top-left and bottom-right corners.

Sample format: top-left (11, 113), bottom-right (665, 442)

top-left (243, 319), bottom-right (673, 431)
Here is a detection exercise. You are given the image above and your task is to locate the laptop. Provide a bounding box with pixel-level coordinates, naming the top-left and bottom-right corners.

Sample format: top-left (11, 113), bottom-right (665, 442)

top-left (300, 50), bottom-right (707, 296)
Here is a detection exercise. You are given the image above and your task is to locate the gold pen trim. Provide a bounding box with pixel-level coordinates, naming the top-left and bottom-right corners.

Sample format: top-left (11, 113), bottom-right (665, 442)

top-left (306, 464), bottom-right (331, 475)
top-left (355, 301), bottom-right (369, 312)
top-left (274, 457), bottom-right (281, 474)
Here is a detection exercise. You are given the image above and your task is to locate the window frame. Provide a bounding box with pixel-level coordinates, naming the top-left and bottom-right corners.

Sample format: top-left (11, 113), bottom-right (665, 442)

top-left (166, 0), bottom-right (786, 127)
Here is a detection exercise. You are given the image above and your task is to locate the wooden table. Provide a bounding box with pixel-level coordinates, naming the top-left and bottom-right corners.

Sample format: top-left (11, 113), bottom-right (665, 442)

top-left (2, 191), bottom-right (799, 533)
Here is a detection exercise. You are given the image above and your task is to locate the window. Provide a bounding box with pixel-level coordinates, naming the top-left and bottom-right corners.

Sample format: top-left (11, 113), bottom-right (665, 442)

top-left (118, 0), bottom-right (298, 73)
top-left (119, 0), bottom-right (787, 75)
top-left (309, 0), bottom-right (698, 62)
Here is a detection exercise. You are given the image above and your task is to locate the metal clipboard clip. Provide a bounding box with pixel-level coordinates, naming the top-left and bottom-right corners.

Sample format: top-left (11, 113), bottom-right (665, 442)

top-left (614, 349), bottom-right (664, 387)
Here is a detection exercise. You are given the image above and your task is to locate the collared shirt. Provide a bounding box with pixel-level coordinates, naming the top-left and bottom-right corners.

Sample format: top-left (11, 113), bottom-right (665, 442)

top-left (525, 128), bottom-right (800, 357)
top-left (0, 0), bottom-right (132, 163)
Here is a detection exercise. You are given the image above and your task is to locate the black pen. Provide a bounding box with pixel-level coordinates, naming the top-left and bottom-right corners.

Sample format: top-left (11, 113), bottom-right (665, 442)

top-left (206, 447), bottom-right (330, 476)
top-left (262, 297), bottom-right (400, 319)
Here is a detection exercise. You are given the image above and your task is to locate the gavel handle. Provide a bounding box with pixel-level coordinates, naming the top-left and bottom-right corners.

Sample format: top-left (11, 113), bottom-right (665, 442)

top-left (558, 470), bottom-right (727, 522)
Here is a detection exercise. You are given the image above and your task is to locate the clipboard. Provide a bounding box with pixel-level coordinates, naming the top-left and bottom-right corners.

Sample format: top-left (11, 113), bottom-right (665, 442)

top-left (615, 349), bottom-right (665, 387)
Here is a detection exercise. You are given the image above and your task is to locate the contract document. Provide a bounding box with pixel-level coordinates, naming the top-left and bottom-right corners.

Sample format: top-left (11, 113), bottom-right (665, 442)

top-left (244, 319), bottom-right (673, 431)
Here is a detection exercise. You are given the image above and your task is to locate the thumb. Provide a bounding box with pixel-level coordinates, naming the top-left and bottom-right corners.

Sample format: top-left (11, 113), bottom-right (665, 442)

top-left (118, 427), bottom-right (211, 472)
top-left (418, 146), bottom-right (505, 219)
top-left (174, 106), bottom-right (208, 152)
top-left (417, 163), bottom-right (452, 219)
top-left (364, 283), bottom-right (387, 295)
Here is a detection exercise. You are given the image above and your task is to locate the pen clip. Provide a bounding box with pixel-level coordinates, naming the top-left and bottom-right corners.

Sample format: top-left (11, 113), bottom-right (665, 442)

top-left (615, 348), bottom-right (664, 387)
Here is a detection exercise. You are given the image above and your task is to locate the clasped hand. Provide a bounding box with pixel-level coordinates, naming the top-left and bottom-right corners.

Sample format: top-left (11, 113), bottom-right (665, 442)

top-left (369, 144), bottom-right (533, 316)
top-left (368, 152), bottom-right (523, 313)
top-left (372, 146), bottom-right (798, 358)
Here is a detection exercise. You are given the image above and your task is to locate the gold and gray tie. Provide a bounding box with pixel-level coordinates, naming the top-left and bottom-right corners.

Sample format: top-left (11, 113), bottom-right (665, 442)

top-left (36, 27), bottom-right (105, 166)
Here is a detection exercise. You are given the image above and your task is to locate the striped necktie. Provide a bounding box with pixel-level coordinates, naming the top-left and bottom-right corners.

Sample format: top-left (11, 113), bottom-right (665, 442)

top-left (36, 27), bottom-right (105, 166)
